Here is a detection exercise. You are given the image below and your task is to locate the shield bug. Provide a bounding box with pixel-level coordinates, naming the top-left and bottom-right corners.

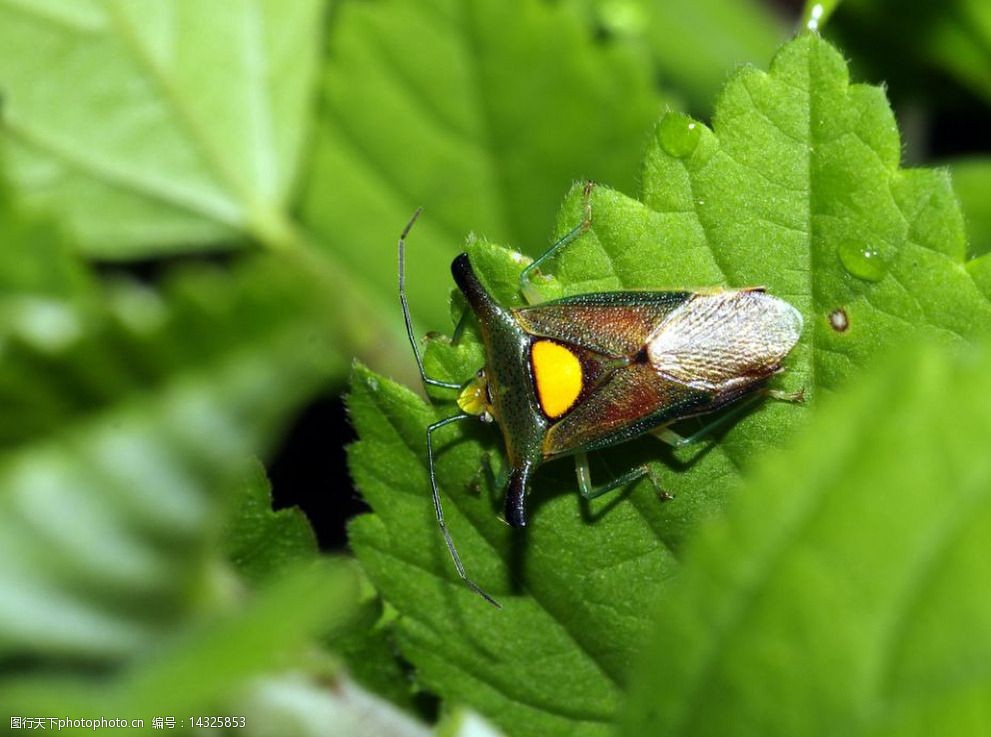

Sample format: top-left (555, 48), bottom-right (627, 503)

top-left (399, 186), bottom-right (803, 606)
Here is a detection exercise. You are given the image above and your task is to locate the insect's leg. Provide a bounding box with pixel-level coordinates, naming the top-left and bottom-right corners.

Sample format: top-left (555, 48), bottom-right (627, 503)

top-left (466, 451), bottom-right (487, 495)
top-left (487, 451), bottom-right (509, 492)
top-left (399, 209), bottom-right (462, 391)
top-left (767, 387), bottom-right (805, 403)
top-left (520, 181), bottom-right (596, 299)
top-left (654, 424), bottom-right (711, 448)
top-left (467, 450), bottom-right (508, 497)
top-left (655, 385), bottom-right (805, 448)
top-left (426, 414), bottom-right (501, 608)
top-left (450, 308), bottom-right (470, 345)
top-left (574, 451), bottom-right (660, 501)
top-left (653, 395), bottom-right (762, 448)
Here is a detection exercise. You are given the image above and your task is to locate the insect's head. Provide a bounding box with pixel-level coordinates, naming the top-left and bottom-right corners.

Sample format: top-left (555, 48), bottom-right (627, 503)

top-left (456, 368), bottom-right (495, 423)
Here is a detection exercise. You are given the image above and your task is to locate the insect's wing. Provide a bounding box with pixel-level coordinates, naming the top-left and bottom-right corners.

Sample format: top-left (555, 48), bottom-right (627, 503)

top-left (540, 289), bottom-right (803, 458)
top-left (515, 291), bottom-right (692, 357)
top-left (647, 291), bottom-right (803, 391)
top-left (541, 362), bottom-right (712, 457)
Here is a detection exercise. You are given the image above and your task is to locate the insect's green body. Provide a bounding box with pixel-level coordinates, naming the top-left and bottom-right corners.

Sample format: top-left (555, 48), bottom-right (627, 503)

top-left (452, 254), bottom-right (799, 528)
top-left (399, 186), bottom-right (803, 605)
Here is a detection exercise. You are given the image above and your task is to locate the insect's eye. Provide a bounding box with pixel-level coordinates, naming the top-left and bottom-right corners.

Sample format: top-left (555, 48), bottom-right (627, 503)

top-left (476, 369), bottom-right (485, 379)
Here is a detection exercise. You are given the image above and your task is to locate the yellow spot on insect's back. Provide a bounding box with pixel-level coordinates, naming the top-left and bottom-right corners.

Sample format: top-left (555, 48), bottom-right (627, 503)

top-left (531, 340), bottom-right (583, 419)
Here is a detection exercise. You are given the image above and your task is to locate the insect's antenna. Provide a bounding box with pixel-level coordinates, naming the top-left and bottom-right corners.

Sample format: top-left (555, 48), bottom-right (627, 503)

top-left (427, 414), bottom-right (502, 608)
top-left (399, 209), bottom-right (462, 391)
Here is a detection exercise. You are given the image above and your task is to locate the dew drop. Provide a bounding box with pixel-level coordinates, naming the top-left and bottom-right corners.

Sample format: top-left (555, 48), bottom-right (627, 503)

top-left (837, 242), bottom-right (886, 282)
top-left (807, 3), bottom-right (824, 31)
top-left (658, 112), bottom-right (701, 159)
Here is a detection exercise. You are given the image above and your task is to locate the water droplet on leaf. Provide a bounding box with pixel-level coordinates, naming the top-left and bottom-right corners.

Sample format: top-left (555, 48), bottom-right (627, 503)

top-left (807, 3), bottom-right (824, 30)
top-left (658, 113), bottom-right (701, 159)
top-left (837, 242), bottom-right (886, 282)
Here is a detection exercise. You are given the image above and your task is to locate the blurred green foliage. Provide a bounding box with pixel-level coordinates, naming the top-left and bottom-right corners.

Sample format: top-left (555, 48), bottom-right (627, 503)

top-left (303, 0), bottom-right (665, 329)
top-left (949, 158), bottom-right (991, 258)
top-left (225, 461), bottom-right (320, 585)
top-left (0, 0), bottom-right (988, 735)
top-left (834, 0), bottom-right (991, 105)
top-left (583, 0), bottom-right (786, 112)
top-left (0, 1), bottom-right (321, 254)
top-left (622, 337), bottom-right (991, 737)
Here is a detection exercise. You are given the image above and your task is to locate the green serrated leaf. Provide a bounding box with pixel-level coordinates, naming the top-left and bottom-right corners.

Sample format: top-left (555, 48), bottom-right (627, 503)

top-left (0, 0), bottom-right (324, 255)
top-left (224, 460), bottom-right (319, 585)
top-left (621, 339), bottom-right (991, 737)
top-left (347, 33), bottom-right (991, 737)
top-left (301, 0), bottom-right (664, 328)
top-left (348, 360), bottom-right (673, 737)
top-left (332, 566), bottom-right (425, 715)
top-left (636, 36), bottom-right (991, 392)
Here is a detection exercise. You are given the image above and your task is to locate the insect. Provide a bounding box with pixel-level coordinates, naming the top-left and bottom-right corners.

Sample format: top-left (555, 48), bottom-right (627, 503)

top-left (399, 185), bottom-right (803, 606)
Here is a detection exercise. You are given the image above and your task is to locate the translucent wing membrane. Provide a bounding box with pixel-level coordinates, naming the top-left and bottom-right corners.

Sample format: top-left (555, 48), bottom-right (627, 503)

top-left (647, 291), bottom-right (803, 391)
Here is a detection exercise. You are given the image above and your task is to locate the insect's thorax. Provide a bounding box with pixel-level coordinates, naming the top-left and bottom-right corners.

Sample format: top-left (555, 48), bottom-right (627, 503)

top-left (484, 323), bottom-right (634, 464)
top-left (451, 252), bottom-right (803, 468)
top-left (451, 254), bottom-right (549, 470)
top-left (482, 314), bottom-right (548, 467)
